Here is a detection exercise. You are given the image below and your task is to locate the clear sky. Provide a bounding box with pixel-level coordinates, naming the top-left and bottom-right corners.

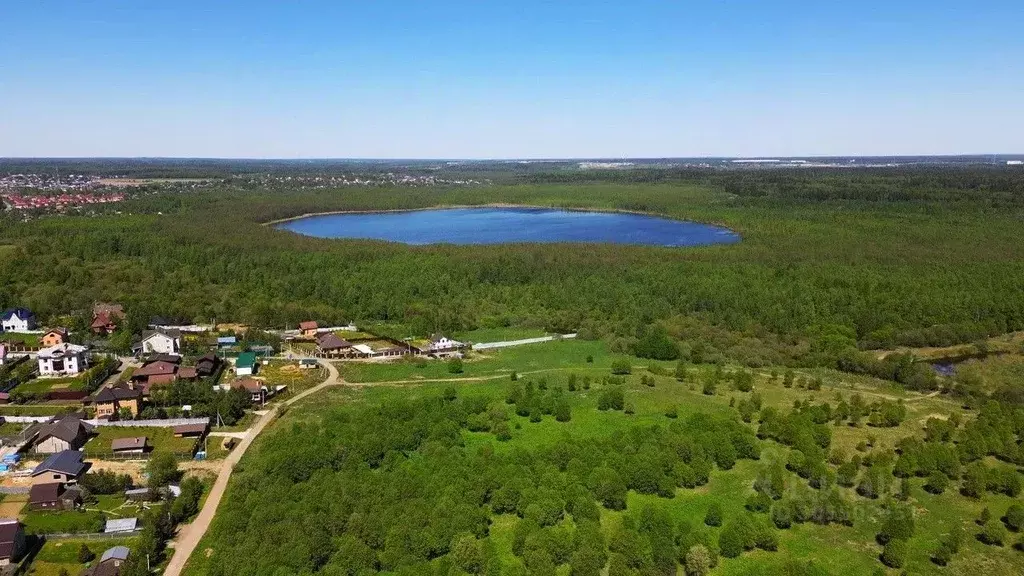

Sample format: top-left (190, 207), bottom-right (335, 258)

top-left (1, 1), bottom-right (1022, 158)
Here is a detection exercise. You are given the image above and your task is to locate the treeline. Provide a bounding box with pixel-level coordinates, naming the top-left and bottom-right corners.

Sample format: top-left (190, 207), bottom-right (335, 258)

top-left (197, 390), bottom-right (761, 575)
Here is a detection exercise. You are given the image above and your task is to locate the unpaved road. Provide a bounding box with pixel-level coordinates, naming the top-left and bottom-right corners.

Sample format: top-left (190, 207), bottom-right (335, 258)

top-left (164, 359), bottom-right (341, 576)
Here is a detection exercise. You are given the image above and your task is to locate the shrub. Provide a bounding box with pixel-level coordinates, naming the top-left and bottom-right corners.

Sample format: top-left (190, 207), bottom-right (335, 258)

top-left (979, 519), bottom-right (1008, 546)
top-left (877, 504), bottom-right (914, 544)
top-left (702, 503), bottom-right (723, 528)
top-left (1005, 504), bottom-right (1024, 532)
top-left (610, 359), bottom-right (631, 375)
top-left (77, 544), bottom-right (94, 563)
top-left (684, 544), bottom-right (712, 576)
top-left (447, 357), bottom-right (464, 374)
top-left (664, 406), bottom-right (678, 419)
top-left (746, 492), bottom-right (772, 514)
top-left (924, 470), bottom-right (949, 494)
top-left (880, 539), bottom-right (906, 568)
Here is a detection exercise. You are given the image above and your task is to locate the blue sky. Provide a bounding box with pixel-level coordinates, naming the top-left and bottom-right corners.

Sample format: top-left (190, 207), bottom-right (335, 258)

top-left (1, 1), bottom-right (1021, 158)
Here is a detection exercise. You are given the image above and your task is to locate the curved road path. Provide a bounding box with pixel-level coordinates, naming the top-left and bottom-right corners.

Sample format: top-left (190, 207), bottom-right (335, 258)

top-left (164, 360), bottom-right (341, 576)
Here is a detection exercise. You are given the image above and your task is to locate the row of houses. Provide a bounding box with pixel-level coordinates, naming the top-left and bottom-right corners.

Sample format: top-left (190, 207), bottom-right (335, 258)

top-left (314, 332), bottom-right (465, 359)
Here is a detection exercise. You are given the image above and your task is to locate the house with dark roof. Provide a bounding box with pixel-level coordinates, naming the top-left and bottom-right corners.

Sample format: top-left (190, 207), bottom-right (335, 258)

top-left (230, 377), bottom-right (268, 404)
top-left (195, 352), bottom-right (220, 378)
top-left (172, 422), bottom-right (209, 438)
top-left (93, 386), bottom-right (143, 419)
top-left (316, 333), bottom-right (352, 356)
top-left (31, 450), bottom-right (86, 485)
top-left (0, 308), bottom-right (36, 332)
top-left (28, 482), bottom-right (82, 510)
top-left (81, 545), bottom-right (130, 576)
top-left (129, 360), bottom-right (178, 390)
top-left (34, 414), bottom-right (95, 454)
top-left (111, 437), bottom-right (148, 455)
top-left (0, 519), bottom-right (25, 567)
top-left (91, 303), bottom-right (125, 336)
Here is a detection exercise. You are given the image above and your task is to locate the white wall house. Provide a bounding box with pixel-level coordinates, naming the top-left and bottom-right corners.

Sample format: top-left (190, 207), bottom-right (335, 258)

top-left (37, 343), bottom-right (89, 377)
top-left (139, 329), bottom-right (181, 356)
top-left (0, 308), bottom-right (36, 332)
top-left (428, 334), bottom-right (463, 353)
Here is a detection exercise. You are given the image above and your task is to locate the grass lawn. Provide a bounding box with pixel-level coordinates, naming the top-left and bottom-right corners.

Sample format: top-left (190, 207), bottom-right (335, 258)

top-left (15, 376), bottom-right (85, 394)
top-left (84, 426), bottom-right (197, 458)
top-left (257, 360), bottom-right (326, 397)
top-left (214, 411), bottom-right (255, 433)
top-left (21, 509), bottom-right (105, 535)
top-left (31, 537), bottom-right (136, 576)
top-left (0, 332), bottom-right (39, 346)
top-left (0, 405), bottom-right (76, 416)
top-left (88, 494), bottom-right (143, 518)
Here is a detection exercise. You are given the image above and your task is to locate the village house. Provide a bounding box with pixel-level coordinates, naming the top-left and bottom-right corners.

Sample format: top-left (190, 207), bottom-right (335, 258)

top-left (34, 414), bottom-right (94, 453)
top-left (28, 482), bottom-right (82, 511)
top-left (316, 333), bottom-right (352, 356)
top-left (37, 343), bottom-right (89, 377)
top-left (136, 328), bottom-right (181, 356)
top-left (90, 303), bottom-right (125, 335)
top-left (299, 358), bottom-right (319, 369)
top-left (0, 308), bottom-right (36, 332)
top-left (81, 545), bottom-right (130, 576)
top-left (129, 359), bottom-right (179, 391)
top-left (195, 352), bottom-right (220, 378)
top-left (299, 320), bottom-right (319, 338)
top-left (428, 334), bottom-right (464, 355)
top-left (93, 385), bottom-right (143, 419)
top-left (230, 377), bottom-right (268, 405)
top-left (40, 327), bottom-right (70, 347)
top-left (110, 436), bottom-right (148, 456)
top-left (0, 519), bottom-right (26, 567)
top-left (234, 351), bottom-right (257, 376)
top-left (172, 422), bottom-right (209, 438)
top-left (31, 450), bottom-right (87, 485)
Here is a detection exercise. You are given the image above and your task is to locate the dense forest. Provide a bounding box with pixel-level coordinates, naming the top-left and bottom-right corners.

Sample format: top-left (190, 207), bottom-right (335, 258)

top-left (2, 167), bottom-right (1024, 372)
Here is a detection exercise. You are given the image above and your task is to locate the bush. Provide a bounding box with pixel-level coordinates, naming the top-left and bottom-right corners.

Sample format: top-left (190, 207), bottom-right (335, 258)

top-left (684, 544), bottom-right (712, 576)
top-left (664, 406), bottom-right (678, 419)
top-left (447, 357), bottom-right (464, 374)
top-left (880, 539), bottom-right (906, 568)
top-left (979, 519), bottom-right (1008, 546)
top-left (877, 504), bottom-right (915, 544)
top-left (704, 503), bottom-right (722, 527)
top-left (597, 387), bottom-right (625, 411)
top-left (77, 544), bottom-right (94, 563)
top-left (1005, 504), bottom-right (1024, 532)
top-left (494, 422), bottom-right (512, 441)
top-left (610, 359), bottom-right (631, 375)
top-left (924, 470), bottom-right (949, 494)
top-left (746, 492), bottom-right (772, 514)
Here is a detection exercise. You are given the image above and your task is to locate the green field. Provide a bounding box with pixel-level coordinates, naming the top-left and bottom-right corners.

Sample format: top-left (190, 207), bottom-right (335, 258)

top-left (22, 509), bottom-right (105, 535)
top-left (83, 426), bottom-right (198, 458)
top-left (14, 376), bottom-right (84, 394)
top-left (184, 338), bottom-right (1024, 576)
top-left (31, 537), bottom-right (137, 576)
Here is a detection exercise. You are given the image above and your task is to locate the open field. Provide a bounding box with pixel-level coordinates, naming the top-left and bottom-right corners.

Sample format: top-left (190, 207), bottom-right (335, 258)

top-left (184, 336), bottom-right (1024, 576)
top-left (30, 537), bottom-right (137, 576)
top-left (247, 360), bottom-right (326, 397)
top-left (15, 376), bottom-right (84, 394)
top-left (22, 509), bottom-right (105, 535)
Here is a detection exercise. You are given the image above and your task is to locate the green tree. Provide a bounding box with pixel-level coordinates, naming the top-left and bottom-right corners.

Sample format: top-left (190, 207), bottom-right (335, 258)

top-left (448, 357), bottom-right (464, 374)
top-left (880, 539), bottom-right (906, 568)
top-left (146, 451), bottom-right (180, 488)
top-left (610, 359), bottom-right (631, 375)
top-left (704, 503), bottom-right (722, 527)
top-left (684, 544), bottom-right (712, 576)
top-left (77, 544), bottom-right (94, 563)
top-left (979, 519), bottom-right (1008, 546)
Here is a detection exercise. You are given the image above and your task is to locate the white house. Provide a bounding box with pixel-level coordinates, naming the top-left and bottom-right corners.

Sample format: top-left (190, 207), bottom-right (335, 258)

top-left (37, 343), bottom-right (89, 377)
top-left (428, 334), bottom-right (463, 353)
top-left (0, 308), bottom-right (36, 332)
top-left (138, 329), bottom-right (181, 356)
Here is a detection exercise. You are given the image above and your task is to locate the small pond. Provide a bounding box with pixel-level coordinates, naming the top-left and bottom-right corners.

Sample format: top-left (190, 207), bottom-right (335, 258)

top-left (275, 207), bottom-right (740, 247)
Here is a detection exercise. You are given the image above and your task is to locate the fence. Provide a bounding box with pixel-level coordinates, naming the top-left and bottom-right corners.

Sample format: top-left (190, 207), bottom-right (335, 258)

top-left (89, 417), bottom-right (211, 428)
top-left (42, 529), bottom-right (143, 540)
top-left (0, 486), bottom-right (30, 495)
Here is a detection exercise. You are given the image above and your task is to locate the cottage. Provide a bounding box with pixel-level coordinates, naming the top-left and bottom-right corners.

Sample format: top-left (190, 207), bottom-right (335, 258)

top-left (195, 352), bottom-right (220, 377)
top-left (34, 414), bottom-right (95, 453)
top-left (91, 303), bottom-right (125, 336)
top-left (130, 360), bottom-right (178, 388)
top-left (0, 519), bottom-right (26, 567)
top-left (428, 334), bottom-right (464, 355)
top-left (172, 422), bottom-right (209, 438)
top-left (110, 436), bottom-right (147, 455)
top-left (40, 327), bottom-right (70, 347)
top-left (299, 320), bottom-right (319, 338)
top-left (28, 482), bottom-right (82, 510)
top-left (0, 308), bottom-right (36, 332)
top-left (37, 343), bottom-right (89, 377)
top-left (136, 328), bottom-right (181, 356)
top-left (31, 450), bottom-right (87, 485)
top-left (93, 385), bottom-right (143, 419)
top-left (234, 352), bottom-right (257, 376)
top-left (81, 545), bottom-right (130, 576)
top-left (316, 333), bottom-right (352, 356)
top-left (230, 377), bottom-right (268, 405)
top-left (299, 358), bottom-right (319, 369)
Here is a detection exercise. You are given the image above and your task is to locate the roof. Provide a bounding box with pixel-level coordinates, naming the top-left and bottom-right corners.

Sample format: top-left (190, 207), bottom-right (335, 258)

top-left (132, 360), bottom-right (178, 378)
top-left (42, 327), bottom-right (69, 337)
top-left (111, 437), bottom-right (147, 451)
top-left (173, 422), bottom-right (208, 435)
top-left (93, 303), bottom-right (124, 316)
top-left (101, 545), bottom-right (131, 562)
top-left (177, 367), bottom-right (198, 379)
top-left (1, 308), bottom-right (34, 321)
top-left (37, 415), bottom-right (94, 444)
top-left (142, 328), bottom-right (181, 341)
top-left (104, 518), bottom-right (138, 533)
top-left (37, 343), bottom-right (87, 358)
top-left (145, 353), bottom-right (181, 365)
top-left (299, 321), bottom-right (318, 330)
top-left (29, 482), bottom-right (61, 504)
top-left (231, 377), bottom-right (265, 393)
top-left (236, 352), bottom-right (257, 369)
top-left (32, 450), bottom-right (86, 477)
top-left (317, 333), bottom-right (351, 351)
top-left (94, 386), bottom-right (141, 404)
top-left (217, 336), bottom-right (237, 344)
top-left (352, 344), bottom-right (375, 355)
top-left (91, 311), bottom-right (119, 328)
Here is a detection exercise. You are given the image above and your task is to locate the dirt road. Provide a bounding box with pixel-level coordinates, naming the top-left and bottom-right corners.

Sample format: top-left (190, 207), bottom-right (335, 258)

top-left (163, 359), bottom-right (341, 576)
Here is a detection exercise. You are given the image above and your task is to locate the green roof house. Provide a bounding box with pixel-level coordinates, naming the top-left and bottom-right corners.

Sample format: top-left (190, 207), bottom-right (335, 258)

top-left (235, 352), bottom-right (257, 376)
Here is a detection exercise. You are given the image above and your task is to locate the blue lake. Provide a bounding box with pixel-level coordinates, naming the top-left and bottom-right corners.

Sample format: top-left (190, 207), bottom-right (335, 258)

top-left (275, 207), bottom-right (740, 247)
